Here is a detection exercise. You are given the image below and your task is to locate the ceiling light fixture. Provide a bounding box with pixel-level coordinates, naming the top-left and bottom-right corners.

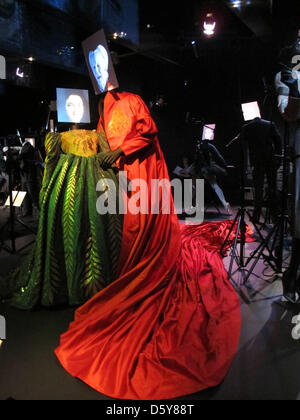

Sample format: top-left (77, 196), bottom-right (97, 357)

top-left (203, 13), bottom-right (216, 37)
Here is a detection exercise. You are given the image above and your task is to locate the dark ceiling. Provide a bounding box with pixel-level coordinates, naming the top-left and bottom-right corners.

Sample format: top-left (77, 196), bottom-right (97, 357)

top-left (2, 1), bottom-right (300, 130)
top-left (2, 0), bottom-right (300, 175)
top-left (134, 0), bottom-right (300, 69)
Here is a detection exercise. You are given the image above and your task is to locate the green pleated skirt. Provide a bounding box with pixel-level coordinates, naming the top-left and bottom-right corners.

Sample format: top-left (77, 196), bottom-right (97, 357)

top-left (7, 153), bottom-right (122, 309)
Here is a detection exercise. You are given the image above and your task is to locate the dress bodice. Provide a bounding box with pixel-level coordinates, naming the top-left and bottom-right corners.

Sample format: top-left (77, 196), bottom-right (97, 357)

top-left (60, 130), bottom-right (99, 157)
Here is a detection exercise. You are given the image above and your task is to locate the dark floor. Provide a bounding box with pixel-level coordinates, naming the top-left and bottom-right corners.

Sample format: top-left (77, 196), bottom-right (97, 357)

top-left (0, 205), bottom-right (299, 401)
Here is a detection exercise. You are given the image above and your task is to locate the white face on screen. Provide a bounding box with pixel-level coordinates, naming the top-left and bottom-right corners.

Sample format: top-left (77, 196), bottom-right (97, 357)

top-left (65, 94), bottom-right (84, 123)
top-left (202, 125), bottom-right (215, 140)
top-left (205, 128), bottom-right (214, 140)
top-left (89, 45), bottom-right (109, 92)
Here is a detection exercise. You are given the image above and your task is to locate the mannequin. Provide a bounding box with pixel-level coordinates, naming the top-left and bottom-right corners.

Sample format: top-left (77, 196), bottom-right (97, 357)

top-left (241, 117), bottom-right (282, 223)
top-left (195, 139), bottom-right (231, 214)
top-left (275, 42), bottom-right (300, 302)
top-left (97, 92), bottom-right (124, 168)
top-left (4, 129), bottom-right (122, 309)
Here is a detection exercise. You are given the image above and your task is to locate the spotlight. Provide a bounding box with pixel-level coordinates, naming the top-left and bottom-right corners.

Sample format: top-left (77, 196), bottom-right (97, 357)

top-left (191, 40), bottom-right (199, 58)
top-left (203, 13), bottom-right (216, 37)
top-left (27, 56), bottom-right (35, 62)
top-left (231, 0), bottom-right (242, 9)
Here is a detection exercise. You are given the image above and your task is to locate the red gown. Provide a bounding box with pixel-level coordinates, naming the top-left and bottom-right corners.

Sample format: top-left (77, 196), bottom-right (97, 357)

top-left (55, 91), bottom-right (243, 400)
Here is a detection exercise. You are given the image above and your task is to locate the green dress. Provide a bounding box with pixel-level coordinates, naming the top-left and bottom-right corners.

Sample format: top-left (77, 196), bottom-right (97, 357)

top-left (6, 129), bottom-right (122, 309)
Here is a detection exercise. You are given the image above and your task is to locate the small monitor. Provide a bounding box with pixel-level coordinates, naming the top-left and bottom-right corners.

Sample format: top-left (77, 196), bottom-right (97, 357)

top-left (56, 88), bottom-right (91, 124)
top-left (25, 138), bottom-right (36, 147)
top-left (82, 29), bottom-right (119, 95)
top-left (242, 101), bottom-right (261, 121)
top-left (202, 124), bottom-right (216, 140)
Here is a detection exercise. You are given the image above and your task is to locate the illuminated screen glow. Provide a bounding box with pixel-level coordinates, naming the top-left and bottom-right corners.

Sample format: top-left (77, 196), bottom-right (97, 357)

top-left (202, 124), bottom-right (216, 140)
top-left (242, 101), bottom-right (261, 121)
top-left (56, 88), bottom-right (91, 124)
top-left (82, 29), bottom-right (119, 95)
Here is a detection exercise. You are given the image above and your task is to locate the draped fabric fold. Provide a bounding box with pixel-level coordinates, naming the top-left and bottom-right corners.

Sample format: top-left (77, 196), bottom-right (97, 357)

top-left (55, 220), bottom-right (251, 400)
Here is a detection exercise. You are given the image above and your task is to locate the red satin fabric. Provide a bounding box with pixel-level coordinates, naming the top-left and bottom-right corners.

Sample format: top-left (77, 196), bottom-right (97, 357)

top-left (54, 92), bottom-right (252, 400)
top-left (98, 91), bottom-right (178, 274)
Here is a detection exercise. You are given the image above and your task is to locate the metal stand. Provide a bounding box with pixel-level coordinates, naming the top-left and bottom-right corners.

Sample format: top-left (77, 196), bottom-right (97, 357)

top-left (220, 126), bottom-right (282, 303)
top-left (242, 121), bottom-right (291, 284)
top-left (220, 131), bottom-right (252, 302)
top-left (0, 146), bottom-right (36, 254)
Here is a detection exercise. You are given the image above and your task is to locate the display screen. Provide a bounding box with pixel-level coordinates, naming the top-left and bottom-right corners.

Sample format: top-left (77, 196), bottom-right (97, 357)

top-left (82, 29), bottom-right (119, 95)
top-left (202, 124), bottom-right (216, 140)
top-left (56, 88), bottom-right (91, 124)
top-left (242, 101), bottom-right (261, 121)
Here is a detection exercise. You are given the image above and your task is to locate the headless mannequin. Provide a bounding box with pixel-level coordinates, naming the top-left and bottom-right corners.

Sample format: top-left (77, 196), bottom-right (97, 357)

top-left (97, 92), bottom-right (124, 169)
top-left (196, 140), bottom-right (231, 213)
top-left (98, 92), bottom-right (106, 123)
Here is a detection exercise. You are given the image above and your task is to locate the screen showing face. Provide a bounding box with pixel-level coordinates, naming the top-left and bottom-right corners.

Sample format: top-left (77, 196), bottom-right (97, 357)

top-left (82, 29), bottom-right (119, 95)
top-left (202, 124), bottom-right (216, 140)
top-left (56, 88), bottom-right (91, 124)
top-left (242, 102), bottom-right (261, 121)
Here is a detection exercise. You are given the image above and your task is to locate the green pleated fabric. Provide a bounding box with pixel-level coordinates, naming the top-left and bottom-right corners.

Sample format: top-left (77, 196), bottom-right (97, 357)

top-left (7, 132), bottom-right (122, 309)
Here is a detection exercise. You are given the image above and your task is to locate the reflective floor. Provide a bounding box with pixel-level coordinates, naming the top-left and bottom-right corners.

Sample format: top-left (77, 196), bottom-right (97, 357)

top-left (0, 206), bottom-right (299, 400)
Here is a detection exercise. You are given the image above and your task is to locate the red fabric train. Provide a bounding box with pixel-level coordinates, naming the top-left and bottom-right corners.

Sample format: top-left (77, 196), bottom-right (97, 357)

top-left (55, 92), bottom-right (253, 400)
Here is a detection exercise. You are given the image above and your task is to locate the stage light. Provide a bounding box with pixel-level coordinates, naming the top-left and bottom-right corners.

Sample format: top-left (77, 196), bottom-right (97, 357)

top-left (27, 56), bottom-right (35, 62)
top-left (0, 340), bottom-right (3, 348)
top-left (192, 41), bottom-right (199, 58)
top-left (112, 32), bottom-right (127, 40)
top-left (232, 1), bottom-right (241, 8)
top-left (203, 14), bottom-right (216, 37)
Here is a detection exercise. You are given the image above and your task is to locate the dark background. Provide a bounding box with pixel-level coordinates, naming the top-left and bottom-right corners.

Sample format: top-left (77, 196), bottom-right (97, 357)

top-left (0, 0), bottom-right (300, 201)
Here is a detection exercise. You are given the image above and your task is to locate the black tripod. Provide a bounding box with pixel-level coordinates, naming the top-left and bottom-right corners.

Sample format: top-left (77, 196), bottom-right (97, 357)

top-left (0, 145), bottom-right (36, 254)
top-left (242, 121), bottom-right (291, 283)
top-left (220, 131), bottom-right (251, 294)
top-left (220, 129), bottom-right (277, 302)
